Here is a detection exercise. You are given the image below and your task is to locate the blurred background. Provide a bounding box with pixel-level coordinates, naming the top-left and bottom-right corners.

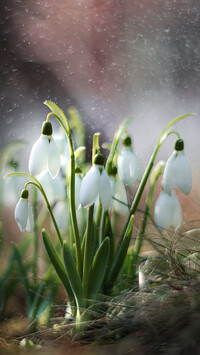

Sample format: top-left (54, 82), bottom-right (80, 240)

top-left (1, 0), bottom-right (200, 224)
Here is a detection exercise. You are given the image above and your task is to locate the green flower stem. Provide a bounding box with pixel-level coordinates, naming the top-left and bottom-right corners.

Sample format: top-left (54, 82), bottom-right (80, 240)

top-left (105, 118), bottom-right (130, 175)
top-left (83, 204), bottom-right (94, 299)
top-left (33, 187), bottom-right (38, 285)
top-left (95, 200), bottom-right (102, 240)
top-left (46, 111), bottom-right (82, 276)
top-left (132, 161), bottom-right (165, 276)
top-left (118, 113), bottom-right (194, 250)
top-left (92, 132), bottom-right (101, 162)
top-left (166, 130), bottom-right (180, 140)
top-left (24, 181), bottom-right (63, 247)
top-left (94, 119), bottom-right (130, 243)
top-left (68, 133), bottom-right (82, 276)
top-left (112, 211), bottom-right (118, 240)
top-left (118, 146), bottom-right (159, 251)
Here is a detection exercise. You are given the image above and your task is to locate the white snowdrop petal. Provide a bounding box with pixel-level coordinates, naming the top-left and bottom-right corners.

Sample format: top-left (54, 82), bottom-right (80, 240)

top-left (118, 149), bottom-right (142, 186)
top-left (53, 201), bottom-right (69, 230)
top-left (154, 192), bottom-right (181, 231)
top-left (99, 169), bottom-right (112, 210)
top-left (38, 170), bottom-right (66, 204)
top-left (37, 170), bottom-right (54, 204)
top-left (113, 180), bottom-right (129, 215)
top-left (118, 149), bottom-right (133, 186)
top-left (29, 135), bottom-right (49, 176)
top-left (75, 175), bottom-right (82, 209)
top-left (15, 198), bottom-right (28, 232)
top-left (162, 152), bottom-right (176, 194)
top-left (171, 194), bottom-right (182, 229)
top-left (52, 174), bottom-right (66, 201)
top-left (79, 165), bottom-right (100, 208)
top-left (76, 207), bottom-right (87, 235)
top-left (173, 152), bottom-right (192, 195)
top-left (26, 202), bottom-right (34, 232)
top-left (132, 151), bottom-right (143, 182)
top-left (48, 137), bottom-right (61, 178)
top-left (109, 176), bottom-right (116, 197)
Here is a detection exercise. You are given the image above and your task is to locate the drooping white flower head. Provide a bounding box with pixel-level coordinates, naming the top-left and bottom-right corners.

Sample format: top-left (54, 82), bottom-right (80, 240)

top-left (113, 179), bottom-right (129, 215)
top-left (75, 169), bottom-right (82, 209)
top-left (117, 136), bottom-right (143, 186)
top-left (109, 167), bottom-right (129, 215)
top-left (14, 189), bottom-right (34, 232)
top-left (79, 154), bottom-right (112, 210)
top-left (162, 139), bottom-right (192, 195)
top-left (29, 121), bottom-right (60, 178)
top-left (52, 200), bottom-right (69, 231)
top-left (37, 170), bottom-right (66, 205)
top-left (54, 129), bottom-right (70, 173)
top-left (154, 191), bottom-right (182, 231)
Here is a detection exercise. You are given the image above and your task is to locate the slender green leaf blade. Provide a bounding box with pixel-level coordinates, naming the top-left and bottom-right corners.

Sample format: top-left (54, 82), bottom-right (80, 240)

top-left (63, 241), bottom-right (86, 310)
top-left (88, 237), bottom-right (110, 299)
top-left (106, 118), bottom-right (131, 173)
top-left (105, 216), bottom-right (134, 291)
top-left (42, 230), bottom-right (74, 303)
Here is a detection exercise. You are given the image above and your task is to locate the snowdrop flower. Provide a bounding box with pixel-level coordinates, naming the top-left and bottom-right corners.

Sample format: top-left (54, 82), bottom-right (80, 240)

top-left (79, 154), bottom-right (112, 210)
top-left (15, 189), bottom-right (34, 232)
top-left (75, 168), bottom-right (82, 209)
top-left (109, 168), bottom-right (129, 215)
top-left (113, 179), bottom-right (129, 215)
top-left (29, 121), bottom-right (60, 178)
top-left (53, 200), bottom-right (69, 231)
top-left (37, 170), bottom-right (66, 205)
top-left (154, 191), bottom-right (182, 231)
top-left (117, 136), bottom-right (143, 186)
top-left (162, 139), bottom-right (192, 195)
top-left (54, 129), bottom-right (70, 173)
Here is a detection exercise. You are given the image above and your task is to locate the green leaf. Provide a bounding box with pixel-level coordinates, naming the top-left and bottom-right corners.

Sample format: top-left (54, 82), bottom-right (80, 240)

top-left (66, 146), bottom-right (86, 182)
top-left (105, 216), bottom-right (134, 291)
top-left (44, 101), bottom-right (70, 135)
top-left (74, 146), bottom-right (86, 160)
top-left (29, 282), bottom-right (46, 323)
top-left (101, 212), bottom-right (115, 267)
top-left (63, 241), bottom-right (86, 310)
top-left (88, 237), bottom-right (110, 299)
top-left (42, 230), bottom-right (74, 303)
top-left (68, 107), bottom-right (85, 162)
top-left (37, 283), bottom-right (58, 324)
top-left (92, 132), bottom-right (101, 162)
top-left (0, 246), bottom-right (34, 316)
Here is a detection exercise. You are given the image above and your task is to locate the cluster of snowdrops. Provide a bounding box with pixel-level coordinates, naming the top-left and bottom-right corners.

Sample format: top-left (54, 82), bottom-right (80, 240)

top-left (5, 102), bottom-right (193, 329)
